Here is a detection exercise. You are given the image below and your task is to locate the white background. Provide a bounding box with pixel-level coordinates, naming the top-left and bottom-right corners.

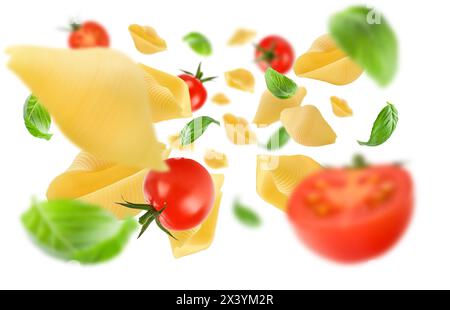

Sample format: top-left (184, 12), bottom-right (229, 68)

top-left (0, 0), bottom-right (449, 290)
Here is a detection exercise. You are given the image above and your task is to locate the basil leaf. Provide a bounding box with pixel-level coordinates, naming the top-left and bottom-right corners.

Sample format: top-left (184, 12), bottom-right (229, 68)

top-left (264, 67), bottom-right (298, 99)
top-left (23, 94), bottom-right (52, 140)
top-left (180, 116), bottom-right (220, 146)
top-left (358, 102), bottom-right (398, 146)
top-left (183, 32), bottom-right (212, 56)
top-left (265, 126), bottom-right (290, 150)
top-left (22, 200), bottom-right (137, 264)
top-left (233, 200), bottom-right (261, 228)
top-left (329, 6), bottom-right (398, 86)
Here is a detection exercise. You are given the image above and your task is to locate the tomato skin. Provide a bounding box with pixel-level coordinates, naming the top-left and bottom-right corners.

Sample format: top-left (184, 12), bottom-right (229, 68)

top-left (178, 74), bottom-right (207, 112)
top-left (255, 35), bottom-right (295, 74)
top-left (68, 21), bottom-right (110, 49)
top-left (287, 166), bottom-right (413, 263)
top-left (143, 158), bottom-right (215, 231)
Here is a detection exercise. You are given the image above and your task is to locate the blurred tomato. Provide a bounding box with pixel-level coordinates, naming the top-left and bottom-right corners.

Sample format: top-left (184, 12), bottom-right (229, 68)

top-left (68, 21), bottom-right (110, 48)
top-left (255, 35), bottom-right (295, 74)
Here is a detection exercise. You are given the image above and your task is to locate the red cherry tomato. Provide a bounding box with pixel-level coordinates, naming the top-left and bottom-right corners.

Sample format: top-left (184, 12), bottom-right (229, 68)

top-left (68, 21), bottom-right (110, 49)
top-left (143, 158), bottom-right (215, 231)
top-left (287, 165), bottom-right (413, 263)
top-left (178, 74), bottom-right (208, 112)
top-left (255, 35), bottom-right (295, 74)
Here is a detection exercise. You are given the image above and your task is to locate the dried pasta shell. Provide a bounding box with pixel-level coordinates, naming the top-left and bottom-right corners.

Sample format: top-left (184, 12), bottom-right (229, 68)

top-left (211, 93), bottom-right (231, 105)
top-left (228, 28), bottom-right (256, 46)
top-left (129, 24), bottom-right (167, 54)
top-left (330, 96), bottom-right (353, 117)
top-left (224, 68), bottom-right (255, 92)
top-left (223, 113), bottom-right (257, 145)
top-left (204, 149), bottom-right (228, 169)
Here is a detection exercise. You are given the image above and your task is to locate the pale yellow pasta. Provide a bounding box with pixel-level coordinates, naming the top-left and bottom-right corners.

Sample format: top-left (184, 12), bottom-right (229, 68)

top-left (168, 133), bottom-right (194, 151)
top-left (169, 174), bottom-right (224, 258)
top-left (227, 28), bottom-right (256, 46)
top-left (129, 24), bottom-right (167, 54)
top-left (6, 46), bottom-right (165, 170)
top-left (294, 34), bottom-right (363, 85)
top-left (211, 93), bottom-right (231, 105)
top-left (140, 64), bottom-right (192, 122)
top-left (224, 68), bottom-right (255, 92)
top-left (223, 113), bottom-right (257, 145)
top-left (330, 96), bottom-right (353, 117)
top-left (253, 87), bottom-right (307, 127)
top-left (256, 155), bottom-right (322, 211)
top-left (204, 149), bottom-right (228, 169)
top-left (280, 105), bottom-right (337, 146)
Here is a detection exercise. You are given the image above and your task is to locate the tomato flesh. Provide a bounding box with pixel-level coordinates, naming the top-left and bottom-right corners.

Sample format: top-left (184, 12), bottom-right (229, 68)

top-left (178, 74), bottom-right (207, 112)
top-left (143, 158), bottom-right (215, 231)
top-left (287, 166), bottom-right (413, 263)
top-left (69, 21), bottom-right (110, 49)
top-left (255, 35), bottom-right (295, 74)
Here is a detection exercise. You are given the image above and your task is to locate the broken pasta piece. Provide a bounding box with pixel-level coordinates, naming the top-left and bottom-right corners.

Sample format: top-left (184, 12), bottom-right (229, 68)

top-left (256, 155), bottom-right (322, 211)
top-left (6, 46), bottom-right (165, 170)
top-left (253, 87), bottom-right (307, 128)
top-left (204, 149), bottom-right (228, 169)
top-left (228, 28), bottom-right (256, 46)
top-left (280, 105), bottom-right (337, 146)
top-left (224, 68), bottom-right (255, 92)
top-left (330, 96), bottom-right (353, 117)
top-left (129, 24), bottom-right (167, 54)
top-left (294, 34), bottom-right (363, 85)
top-left (169, 174), bottom-right (224, 258)
top-left (211, 93), bottom-right (231, 105)
top-left (223, 113), bottom-right (257, 145)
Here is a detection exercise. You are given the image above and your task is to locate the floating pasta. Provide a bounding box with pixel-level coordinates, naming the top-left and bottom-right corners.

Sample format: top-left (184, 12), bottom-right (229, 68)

top-left (168, 133), bottom-right (195, 151)
top-left (204, 149), bottom-right (228, 169)
top-left (224, 68), bottom-right (255, 92)
top-left (280, 105), bottom-right (337, 146)
top-left (256, 155), bottom-right (322, 211)
top-left (227, 28), bottom-right (256, 46)
top-left (211, 93), bottom-right (231, 105)
top-left (294, 34), bottom-right (363, 85)
top-left (6, 46), bottom-right (165, 170)
top-left (330, 96), bottom-right (353, 117)
top-left (47, 144), bottom-right (170, 219)
top-left (140, 64), bottom-right (192, 122)
top-left (223, 113), bottom-right (257, 145)
top-left (169, 174), bottom-right (224, 258)
top-left (129, 24), bottom-right (167, 54)
top-left (253, 87), bottom-right (307, 128)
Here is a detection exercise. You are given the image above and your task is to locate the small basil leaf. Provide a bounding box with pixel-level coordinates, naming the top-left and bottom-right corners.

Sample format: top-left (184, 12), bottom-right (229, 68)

top-left (183, 32), bottom-right (212, 56)
top-left (264, 67), bottom-right (298, 99)
top-left (266, 126), bottom-right (290, 150)
top-left (233, 200), bottom-right (261, 228)
top-left (180, 116), bottom-right (220, 146)
top-left (21, 200), bottom-right (137, 264)
top-left (358, 102), bottom-right (398, 146)
top-left (23, 94), bottom-right (52, 140)
top-left (329, 6), bottom-right (398, 86)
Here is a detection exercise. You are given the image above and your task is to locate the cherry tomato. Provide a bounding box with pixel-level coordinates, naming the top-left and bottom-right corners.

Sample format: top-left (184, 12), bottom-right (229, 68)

top-left (68, 21), bottom-right (110, 49)
top-left (143, 158), bottom-right (215, 231)
top-left (287, 164), bottom-right (413, 263)
top-left (255, 35), bottom-right (295, 74)
top-left (178, 74), bottom-right (207, 112)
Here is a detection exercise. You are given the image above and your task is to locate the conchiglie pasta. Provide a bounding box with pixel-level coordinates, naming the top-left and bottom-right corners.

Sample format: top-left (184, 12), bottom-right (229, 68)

top-left (211, 93), bottom-right (231, 105)
top-left (7, 46), bottom-right (165, 170)
top-left (330, 96), bottom-right (353, 117)
top-left (228, 28), bottom-right (256, 46)
top-left (224, 68), bottom-right (255, 92)
top-left (256, 155), bottom-right (322, 211)
top-left (280, 105), bottom-right (337, 146)
top-left (294, 34), bottom-right (363, 85)
top-left (129, 24), bottom-right (167, 54)
top-left (253, 87), bottom-right (307, 128)
top-left (204, 149), bottom-right (228, 169)
top-left (223, 113), bottom-right (257, 145)
top-left (140, 64), bottom-right (191, 122)
top-left (169, 174), bottom-right (224, 258)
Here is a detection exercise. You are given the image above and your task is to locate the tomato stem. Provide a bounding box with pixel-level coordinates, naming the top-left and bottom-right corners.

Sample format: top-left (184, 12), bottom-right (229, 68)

top-left (254, 43), bottom-right (277, 66)
top-left (352, 154), bottom-right (369, 169)
top-left (180, 62), bottom-right (217, 84)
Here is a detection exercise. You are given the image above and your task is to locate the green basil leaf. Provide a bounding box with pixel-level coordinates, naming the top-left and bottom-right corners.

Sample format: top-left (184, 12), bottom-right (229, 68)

top-left (183, 32), bottom-right (212, 56)
top-left (233, 200), bottom-right (261, 228)
top-left (264, 67), bottom-right (298, 99)
top-left (358, 102), bottom-right (398, 146)
top-left (22, 200), bottom-right (137, 264)
top-left (265, 126), bottom-right (290, 150)
top-left (23, 94), bottom-right (52, 140)
top-left (329, 6), bottom-right (398, 86)
top-left (180, 116), bottom-right (220, 146)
